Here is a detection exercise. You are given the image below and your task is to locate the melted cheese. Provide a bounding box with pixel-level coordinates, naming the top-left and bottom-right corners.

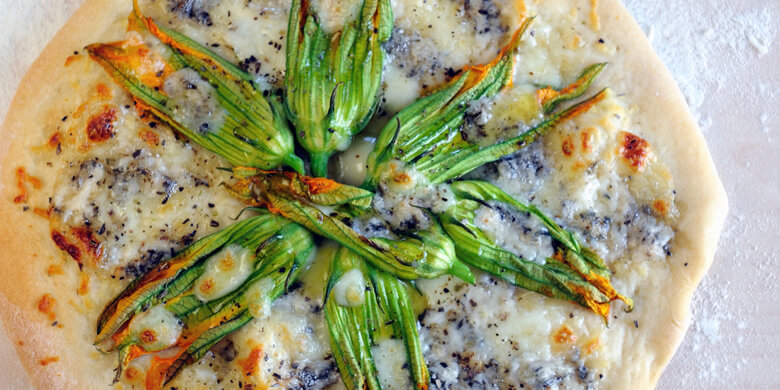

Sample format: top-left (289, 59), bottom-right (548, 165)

top-left (38, 0), bottom-right (679, 388)
top-left (373, 338), bottom-right (413, 389)
top-left (128, 305), bottom-right (182, 352)
top-left (332, 268), bottom-right (367, 307)
top-left (245, 277), bottom-right (275, 319)
top-left (162, 68), bottom-right (226, 133)
top-left (47, 62), bottom-right (245, 273)
top-left (473, 203), bottom-right (554, 264)
top-left (371, 160), bottom-right (455, 232)
top-left (194, 244), bottom-right (254, 302)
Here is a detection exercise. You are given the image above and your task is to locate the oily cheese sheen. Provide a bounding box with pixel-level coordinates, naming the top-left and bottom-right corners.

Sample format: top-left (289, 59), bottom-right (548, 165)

top-left (0, 0), bottom-right (727, 390)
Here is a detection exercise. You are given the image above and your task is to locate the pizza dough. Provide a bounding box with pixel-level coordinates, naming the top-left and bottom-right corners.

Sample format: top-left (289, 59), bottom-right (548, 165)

top-left (0, 0), bottom-right (727, 388)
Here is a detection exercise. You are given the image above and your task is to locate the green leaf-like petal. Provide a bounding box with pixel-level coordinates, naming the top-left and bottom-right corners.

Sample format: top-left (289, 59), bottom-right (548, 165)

top-left (369, 268), bottom-right (430, 389)
top-left (363, 18), bottom-right (532, 189)
top-left (438, 180), bottom-right (633, 319)
top-left (325, 248), bottom-right (383, 390)
top-left (87, 8), bottom-right (303, 173)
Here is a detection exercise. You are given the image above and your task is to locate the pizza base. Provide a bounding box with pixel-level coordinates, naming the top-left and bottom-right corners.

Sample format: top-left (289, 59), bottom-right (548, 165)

top-left (0, 0), bottom-right (727, 388)
top-left (592, 2), bottom-right (727, 387)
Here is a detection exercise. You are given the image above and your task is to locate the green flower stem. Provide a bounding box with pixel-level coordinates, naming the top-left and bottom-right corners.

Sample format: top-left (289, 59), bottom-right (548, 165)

top-left (309, 151), bottom-right (333, 180)
top-left (225, 169), bottom-right (475, 283)
top-left (369, 268), bottom-right (430, 389)
top-left (440, 180), bottom-right (633, 319)
top-left (537, 63), bottom-right (606, 113)
top-left (325, 247), bottom-right (383, 390)
top-left (286, 0), bottom-right (392, 177)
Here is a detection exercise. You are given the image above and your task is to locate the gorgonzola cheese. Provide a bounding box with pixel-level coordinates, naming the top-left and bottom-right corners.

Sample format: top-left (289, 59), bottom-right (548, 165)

top-left (37, 0), bottom-right (678, 388)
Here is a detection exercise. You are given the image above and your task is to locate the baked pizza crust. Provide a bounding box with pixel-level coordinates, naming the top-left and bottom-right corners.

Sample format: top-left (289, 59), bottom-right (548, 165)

top-left (0, 0), bottom-right (727, 388)
top-left (0, 2), bottom-right (131, 388)
top-left (593, 1), bottom-right (728, 387)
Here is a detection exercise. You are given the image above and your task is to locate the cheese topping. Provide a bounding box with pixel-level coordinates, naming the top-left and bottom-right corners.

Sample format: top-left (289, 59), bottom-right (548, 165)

top-left (162, 68), bottom-right (227, 134)
top-left (473, 202), bottom-right (554, 264)
top-left (194, 244), bottom-right (254, 302)
top-left (46, 64), bottom-right (244, 274)
top-left (36, 0), bottom-right (679, 388)
top-left (332, 268), bottom-right (367, 307)
top-left (128, 305), bottom-right (182, 352)
top-left (245, 277), bottom-right (275, 319)
top-left (372, 160), bottom-right (455, 232)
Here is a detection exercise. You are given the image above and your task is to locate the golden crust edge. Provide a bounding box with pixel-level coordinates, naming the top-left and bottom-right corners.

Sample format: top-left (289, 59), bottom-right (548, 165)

top-left (595, 1), bottom-right (728, 388)
top-left (0, 0), bottom-right (130, 388)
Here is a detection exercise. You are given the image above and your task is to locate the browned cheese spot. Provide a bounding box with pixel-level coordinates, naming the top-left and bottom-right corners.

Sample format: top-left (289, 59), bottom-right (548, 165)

top-left (51, 231), bottom-right (81, 263)
top-left (553, 325), bottom-right (577, 344)
top-left (199, 278), bottom-right (215, 294)
top-left (619, 131), bottom-right (651, 170)
top-left (37, 294), bottom-right (56, 321)
top-left (86, 105), bottom-right (118, 142)
top-left (140, 329), bottom-right (158, 344)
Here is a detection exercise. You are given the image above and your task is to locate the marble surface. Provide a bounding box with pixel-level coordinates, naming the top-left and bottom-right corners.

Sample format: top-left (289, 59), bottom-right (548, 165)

top-left (0, 0), bottom-right (777, 388)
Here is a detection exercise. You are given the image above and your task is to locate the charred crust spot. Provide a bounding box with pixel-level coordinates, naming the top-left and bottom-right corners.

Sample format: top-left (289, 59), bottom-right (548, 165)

top-left (47, 264), bottom-right (64, 276)
top-left (86, 106), bottom-right (118, 142)
top-left (13, 167), bottom-right (42, 204)
top-left (71, 226), bottom-right (103, 259)
top-left (619, 131), bottom-right (650, 169)
top-left (51, 230), bottom-right (82, 263)
top-left (48, 132), bottom-right (61, 148)
top-left (77, 273), bottom-right (90, 295)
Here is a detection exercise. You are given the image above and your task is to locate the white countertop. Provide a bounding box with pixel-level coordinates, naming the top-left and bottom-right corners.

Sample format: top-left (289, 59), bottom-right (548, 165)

top-left (1, 0), bottom-right (777, 388)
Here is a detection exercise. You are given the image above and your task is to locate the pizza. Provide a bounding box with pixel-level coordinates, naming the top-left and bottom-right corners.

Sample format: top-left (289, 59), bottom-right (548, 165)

top-left (0, 0), bottom-right (727, 389)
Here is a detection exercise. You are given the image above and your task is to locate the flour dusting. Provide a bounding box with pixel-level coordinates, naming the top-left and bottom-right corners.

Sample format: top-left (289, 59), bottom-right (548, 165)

top-left (624, 1), bottom-right (776, 133)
